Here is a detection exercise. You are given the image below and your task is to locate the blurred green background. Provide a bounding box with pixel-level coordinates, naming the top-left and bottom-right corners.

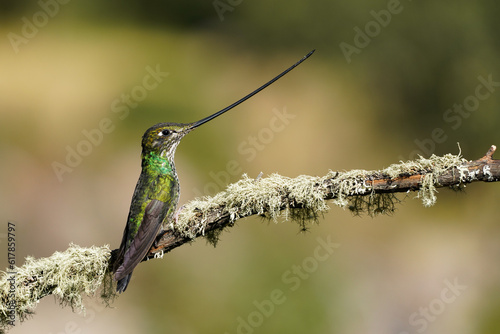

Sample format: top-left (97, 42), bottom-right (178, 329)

top-left (1, 0), bottom-right (500, 333)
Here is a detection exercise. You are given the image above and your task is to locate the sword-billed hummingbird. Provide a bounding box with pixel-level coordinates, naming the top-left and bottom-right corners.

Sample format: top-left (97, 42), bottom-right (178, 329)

top-left (113, 50), bottom-right (315, 292)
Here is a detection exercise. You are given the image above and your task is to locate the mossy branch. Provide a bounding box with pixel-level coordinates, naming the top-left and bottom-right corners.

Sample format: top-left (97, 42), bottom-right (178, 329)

top-left (1, 145), bottom-right (499, 332)
top-left (149, 145), bottom-right (499, 256)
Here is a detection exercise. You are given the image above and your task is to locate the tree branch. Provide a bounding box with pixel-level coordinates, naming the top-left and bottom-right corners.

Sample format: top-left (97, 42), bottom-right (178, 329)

top-left (147, 145), bottom-right (499, 257)
top-left (1, 145), bottom-right (499, 331)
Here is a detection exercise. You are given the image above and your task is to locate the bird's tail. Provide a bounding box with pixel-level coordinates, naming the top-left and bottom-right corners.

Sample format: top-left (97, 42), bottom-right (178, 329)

top-left (116, 273), bottom-right (132, 293)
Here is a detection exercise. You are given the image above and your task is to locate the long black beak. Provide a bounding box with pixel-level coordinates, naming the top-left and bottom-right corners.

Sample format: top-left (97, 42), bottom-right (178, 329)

top-left (189, 49), bottom-right (315, 130)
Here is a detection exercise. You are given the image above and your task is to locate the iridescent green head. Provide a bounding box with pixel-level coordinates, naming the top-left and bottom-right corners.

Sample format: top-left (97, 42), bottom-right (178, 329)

top-left (141, 122), bottom-right (192, 161)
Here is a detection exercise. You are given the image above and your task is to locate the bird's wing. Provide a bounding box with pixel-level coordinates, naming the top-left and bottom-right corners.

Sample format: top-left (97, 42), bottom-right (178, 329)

top-left (115, 199), bottom-right (167, 281)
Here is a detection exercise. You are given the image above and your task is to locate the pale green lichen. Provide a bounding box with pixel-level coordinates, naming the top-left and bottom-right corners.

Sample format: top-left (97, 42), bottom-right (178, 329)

top-left (175, 173), bottom-right (332, 244)
top-left (0, 244), bottom-right (114, 331)
top-left (174, 152), bottom-right (467, 245)
top-left (385, 152), bottom-right (466, 178)
top-left (387, 152), bottom-right (467, 206)
top-left (418, 173), bottom-right (438, 207)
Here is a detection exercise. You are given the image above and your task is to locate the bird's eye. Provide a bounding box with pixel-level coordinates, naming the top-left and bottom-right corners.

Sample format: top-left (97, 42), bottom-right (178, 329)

top-left (159, 129), bottom-right (171, 136)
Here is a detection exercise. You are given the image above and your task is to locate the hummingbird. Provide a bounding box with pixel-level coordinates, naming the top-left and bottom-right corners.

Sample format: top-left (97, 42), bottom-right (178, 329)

top-left (113, 50), bottom-right (315, 292)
